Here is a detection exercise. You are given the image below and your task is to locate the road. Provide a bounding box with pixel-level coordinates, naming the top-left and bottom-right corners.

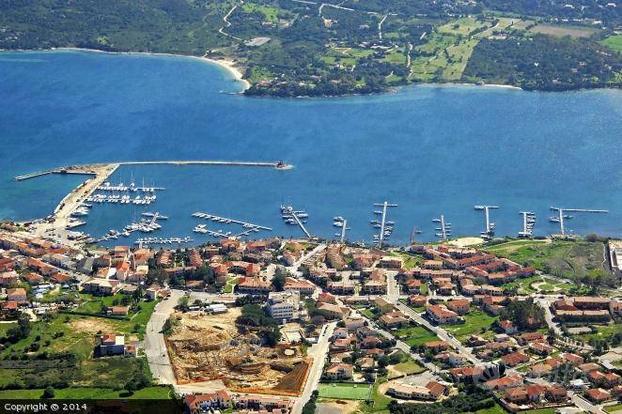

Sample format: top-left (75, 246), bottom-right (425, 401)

top-left (292, 322), bottom-right (337, 414)
top-left (394, 302), bottom-right (480, 365)
top-left (144, 290), bottom-right (182, 385)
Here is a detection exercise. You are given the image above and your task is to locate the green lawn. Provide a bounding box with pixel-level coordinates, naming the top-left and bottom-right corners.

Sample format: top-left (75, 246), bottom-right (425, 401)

top-left (605, 403), bottom-right (622, 413)
top-left (361, 376), bottom-right (393, 413)
top-left (0, 386), bottom-right (172, 399)
top-left (223, 276), bottom-right (239, 294)
top-left (395, 325), bottom-right (438, 347)
top-left (484, 239), bottom-right (606, 280)
top-left (475, 402), bottom-right (508, 414)
top-left (443, 309), bottom-right (498, 341)
top-left (318, 383), bottom-right (371, 400)
top-left (390, 251), bottom-right (424, 270)
top-left (602, 34), bottom-right (622, 53)
top-left (390, 350), bottom-right (425, 375)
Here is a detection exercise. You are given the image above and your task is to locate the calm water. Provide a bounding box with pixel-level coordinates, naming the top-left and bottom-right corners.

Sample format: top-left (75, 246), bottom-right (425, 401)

top-left (2, 49), bottom-right (622, 245)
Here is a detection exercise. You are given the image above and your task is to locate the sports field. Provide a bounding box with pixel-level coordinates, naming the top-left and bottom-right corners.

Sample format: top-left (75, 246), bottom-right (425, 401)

top-left (318, 383), bottom-right (372, 400)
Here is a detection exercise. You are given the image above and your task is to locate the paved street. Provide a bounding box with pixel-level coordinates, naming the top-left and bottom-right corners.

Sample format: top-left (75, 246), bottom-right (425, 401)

top-left (144, 289), bottom-right (181, 385)
top-left (292, 321), bottom-right (337, 414)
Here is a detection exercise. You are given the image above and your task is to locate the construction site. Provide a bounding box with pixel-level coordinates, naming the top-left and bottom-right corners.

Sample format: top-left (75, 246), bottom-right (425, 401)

top-left (166, 308), bottom-right (310, 396)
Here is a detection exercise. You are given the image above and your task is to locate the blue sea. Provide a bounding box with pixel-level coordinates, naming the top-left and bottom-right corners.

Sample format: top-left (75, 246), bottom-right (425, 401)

top-left (2, 49), bottom-right (622, 245)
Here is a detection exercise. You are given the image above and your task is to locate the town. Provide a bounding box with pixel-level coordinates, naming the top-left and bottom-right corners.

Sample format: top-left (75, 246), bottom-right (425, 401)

top-left (1, 219), bottom-right (622, 414)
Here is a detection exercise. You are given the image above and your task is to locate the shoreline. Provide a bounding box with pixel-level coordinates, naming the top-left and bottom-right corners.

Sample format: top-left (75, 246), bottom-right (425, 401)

top-left (2, 47), bottom-right (251, 92)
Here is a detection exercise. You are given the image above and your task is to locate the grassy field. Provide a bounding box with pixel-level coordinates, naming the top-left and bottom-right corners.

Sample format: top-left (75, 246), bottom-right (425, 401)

top-left (484, 239), bottom-right (605, 280)
top-left (443, 309), bottom-right (497, 341)
top-left (605, 402), bottom-right (622, 413)
top-left (321, 47), bottom-right (374, 68)
top-left (361, 376), bottom-right (392, 413)
top-left (223, 276), bottom-right (239, 293)
top-left (318, 383), bottom-right (372, 400)
top-left (0, 305), bottom-right (156, 389)
top-left (0, 386), bottom-right (172, 399)
top-left (475, 402), bottom-right (508, 414)
top-left (389, 251), bottom-right (424, 269)
top-left (529, 24), bottom-right (598, 38)
top-left (390, 350), bottom-right (425, 375)
top-left (410, 16), bottom-right (508, 82)
top-left (241, 2), bottom-right (285, 24)
top-left (575, 322), bottom-right (622, 342)
top-left (602, 34), bottom-right (622, 53)
top-left (395, 325), bottom-right (438, 347)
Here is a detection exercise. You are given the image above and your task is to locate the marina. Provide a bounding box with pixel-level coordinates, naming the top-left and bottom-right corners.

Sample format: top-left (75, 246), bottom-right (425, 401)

top-left (5, 51), bottom-right (622, 245)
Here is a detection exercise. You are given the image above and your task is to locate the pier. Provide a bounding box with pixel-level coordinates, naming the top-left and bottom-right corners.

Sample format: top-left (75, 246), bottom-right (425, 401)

top-left (433, 214), bottom-right (452, 241)
top-left (193, 212), bottom-right (272, 231)
top-left (518, 211), bottom-right (536, 238)
top-left (15, 159), bottom-right (293, 181)
top-left (474, 205), bottom-right (499, 239)
top-left (550, 207), bottom-right (608, 236)
top-left (281, 206), bottom-right (312, 238)
top-left (373, 201), bottom-right (397, 247)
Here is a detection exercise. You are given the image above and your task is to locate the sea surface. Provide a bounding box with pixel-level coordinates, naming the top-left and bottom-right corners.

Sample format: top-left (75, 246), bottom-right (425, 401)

top-left (2, 49), bottom-right (622, 246)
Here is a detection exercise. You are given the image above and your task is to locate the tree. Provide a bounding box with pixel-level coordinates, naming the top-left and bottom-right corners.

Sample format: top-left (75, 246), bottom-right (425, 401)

top-left (272, 269), bottom-right (287, 292)
top-left (42, 386), bottom-right (55, 399)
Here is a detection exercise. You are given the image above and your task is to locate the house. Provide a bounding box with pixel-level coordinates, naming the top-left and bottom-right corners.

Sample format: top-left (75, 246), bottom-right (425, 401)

top-left (483, 374), bottom-right (523, 391)
top-left (317, 303), bottom-right (347, 319)
top-left (236, 276), bottom-right (271, 295)
top-left (283, 277), bottom-right (315, 296)
top-left (424, 340), bottom-right (450, 352)
top-left (6, 287), bottom-right (27, 304)
top-left (373, 297), bottom-right (394, 314)
top-left (450, 366), bottom-right (485, 382)
top-left (446, 299), bottom-right (470, 315)
top-left (184, 391), bottom-right (232, 413)
top-left (426, 304), bottom-right (459, 324)
top-left (497, 319), bottom-right (517, 334)
top-left (585, 388), bottom-right (611, 403)
top-left (98, 334), bottom-right (126, 356)
top-left (379, 311), bottom-right (409, 329)
top-left (408, 295), bottom-right (427, 307)
top-left (0, 301), bottom-right (19, 318)
top-left (108, 306), bottom-right (129, 317)
top-left (387, 381), bottom-right (447, 401)
top-left (379, 256), bottom-right (403, 269)
top-left (324, 363), bottom-right (353, 380)
top-left (501, 352), bottom-right (530, 367)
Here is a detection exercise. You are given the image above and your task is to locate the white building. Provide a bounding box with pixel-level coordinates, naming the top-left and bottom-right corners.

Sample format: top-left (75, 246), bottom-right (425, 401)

top-left (267, 290), bottom-right (300, 322)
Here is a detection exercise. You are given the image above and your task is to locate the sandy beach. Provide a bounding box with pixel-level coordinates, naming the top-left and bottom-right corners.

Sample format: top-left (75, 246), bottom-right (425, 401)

top-left (42, 47), bottom-right (251, 92)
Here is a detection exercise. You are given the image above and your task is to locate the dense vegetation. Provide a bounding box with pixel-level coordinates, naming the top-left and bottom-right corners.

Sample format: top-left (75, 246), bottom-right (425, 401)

top-left (388, 386), bottom-right (496, 414)
top-left (464, 34), bottom-right (622, 90)
top-left (2, 0), bottom-right (622, 95)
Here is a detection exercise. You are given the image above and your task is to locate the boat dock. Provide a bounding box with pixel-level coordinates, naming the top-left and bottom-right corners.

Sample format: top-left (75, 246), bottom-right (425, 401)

top-left (281, 205), bottom-right (312, 238)
top-left (433, 214), bottom-right (452, 241)
top-left (518, 211), bottom-right (536, 238)
top-left (193, 212), bottom-right (272, 231)
top-left (372, 201), bottom-right (397, 247)
top-left (475, 205), bottom-right (499, 239)
top-left (550, 207), bottom-right (608, 235)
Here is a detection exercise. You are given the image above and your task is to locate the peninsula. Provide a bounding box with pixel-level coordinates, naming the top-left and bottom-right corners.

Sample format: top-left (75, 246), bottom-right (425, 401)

top-left (2, 0), bottom-right (622, 96)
